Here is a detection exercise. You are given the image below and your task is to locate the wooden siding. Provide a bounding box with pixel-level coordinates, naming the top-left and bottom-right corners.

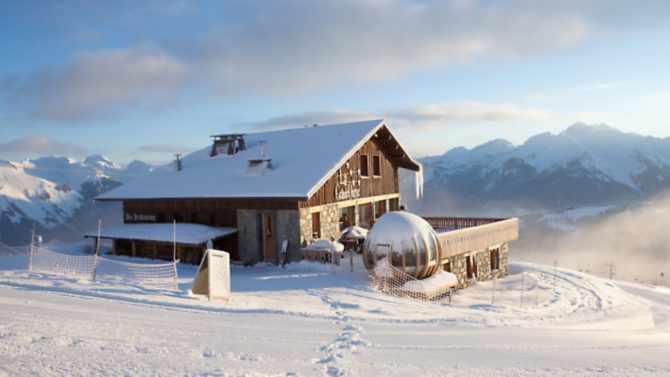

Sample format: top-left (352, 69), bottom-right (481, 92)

top-left (302, 137), bottom-right (399, 208)
top-left (123, 198), bottom-right (299, 228)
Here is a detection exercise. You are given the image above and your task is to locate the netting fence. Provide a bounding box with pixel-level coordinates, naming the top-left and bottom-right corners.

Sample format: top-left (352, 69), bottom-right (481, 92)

top-left (26, 244), bottom-right (178, 290)
top-left (368, 259), bottom-right (453, 303)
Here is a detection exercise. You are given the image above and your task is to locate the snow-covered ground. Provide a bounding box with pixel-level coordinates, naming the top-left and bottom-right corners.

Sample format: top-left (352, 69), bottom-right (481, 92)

top-left (1, 251), bottom-right (669, 376)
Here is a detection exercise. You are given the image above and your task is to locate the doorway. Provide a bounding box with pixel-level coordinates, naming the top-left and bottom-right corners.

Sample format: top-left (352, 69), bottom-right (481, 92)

top-left (261, 212), bottom-right (276, 263)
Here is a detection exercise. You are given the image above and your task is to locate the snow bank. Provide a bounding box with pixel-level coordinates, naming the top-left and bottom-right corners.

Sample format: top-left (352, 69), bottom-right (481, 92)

top-left (310, 239), bottom-right (345, 253)
top-left (400, 270), bottom-right (458, 293)
top-left (340, 226), bottom-right (368, 240)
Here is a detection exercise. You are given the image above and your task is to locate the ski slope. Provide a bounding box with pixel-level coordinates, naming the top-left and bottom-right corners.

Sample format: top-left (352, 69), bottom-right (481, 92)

top-left (0, 252), bottom-right (669, 376)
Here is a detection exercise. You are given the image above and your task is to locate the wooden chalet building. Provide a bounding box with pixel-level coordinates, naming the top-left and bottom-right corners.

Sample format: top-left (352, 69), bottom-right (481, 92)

top-left (92, 120), bottom-right (422, 265)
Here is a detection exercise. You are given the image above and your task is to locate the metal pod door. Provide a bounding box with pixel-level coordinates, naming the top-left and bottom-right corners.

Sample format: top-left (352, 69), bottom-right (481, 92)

top-left (262, 212), bottom-right (276, 263)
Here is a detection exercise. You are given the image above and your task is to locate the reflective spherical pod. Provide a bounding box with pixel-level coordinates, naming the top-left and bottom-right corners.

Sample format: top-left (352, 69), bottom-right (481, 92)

top-left (363, 211), bottom-right (442, 279)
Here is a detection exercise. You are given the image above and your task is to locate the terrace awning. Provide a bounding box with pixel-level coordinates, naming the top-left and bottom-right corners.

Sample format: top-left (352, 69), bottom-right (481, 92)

top-left (84, 223), bottom-right (238, 246)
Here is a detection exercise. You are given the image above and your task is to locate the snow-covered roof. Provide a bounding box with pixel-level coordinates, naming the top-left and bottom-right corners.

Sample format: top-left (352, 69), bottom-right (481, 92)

top-left (84, 223), bottom-right (237, 245)
top-left (97, 119), bottom-right (421, 200)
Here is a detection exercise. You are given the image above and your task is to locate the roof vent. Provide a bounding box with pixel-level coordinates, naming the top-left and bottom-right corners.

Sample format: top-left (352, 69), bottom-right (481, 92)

top-left (174, 153), bottom-right (182, 172)
top-left (246, 141), bottom-right (273, 176)
top-left (210, 133), bottom-right (246, 157)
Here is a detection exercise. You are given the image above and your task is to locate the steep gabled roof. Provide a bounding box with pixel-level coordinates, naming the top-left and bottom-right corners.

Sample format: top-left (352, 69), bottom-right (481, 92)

top-left (97, 119), bottom-right (420, 201)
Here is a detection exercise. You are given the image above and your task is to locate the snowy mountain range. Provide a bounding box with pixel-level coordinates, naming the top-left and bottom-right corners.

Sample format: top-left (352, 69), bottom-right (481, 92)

top-left (0, 155), bottom-right (151, 245)
top-left (408, 123), bottom-right (670, 215)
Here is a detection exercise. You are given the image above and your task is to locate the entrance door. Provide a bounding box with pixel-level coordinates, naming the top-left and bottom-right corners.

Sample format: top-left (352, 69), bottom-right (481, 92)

top-left (262, 212), bottom-right (277, 263)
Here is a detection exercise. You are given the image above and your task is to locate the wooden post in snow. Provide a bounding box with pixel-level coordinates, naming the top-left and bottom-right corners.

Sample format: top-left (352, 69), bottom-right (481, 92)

top-left (92, 219), bottom-right (101, 281)
top-left (491, 273), bottom-right (496, 305)
top-left (172, 220), bottom-right (178, 289)
top-left (520, 272), bottom-right (524, 309)
top-left (28, 221), bottom-right (35, 271)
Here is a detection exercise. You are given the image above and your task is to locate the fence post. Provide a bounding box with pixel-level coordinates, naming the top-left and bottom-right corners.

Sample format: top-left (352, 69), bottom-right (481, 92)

top-left (491, 273), bottom-right (496, 305)
top-left (28, 222), bottom-right (36, 271)
top-left (92, 219), bottom-right (101, 281)
top-left (172, 220), bottom-right (178, 290)
top-left (520, 272), bottom-right (524, 308)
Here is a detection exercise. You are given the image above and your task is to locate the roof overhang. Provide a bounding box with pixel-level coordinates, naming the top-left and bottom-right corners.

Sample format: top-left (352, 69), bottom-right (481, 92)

top-left (84, 223), bottom-right (238, 246)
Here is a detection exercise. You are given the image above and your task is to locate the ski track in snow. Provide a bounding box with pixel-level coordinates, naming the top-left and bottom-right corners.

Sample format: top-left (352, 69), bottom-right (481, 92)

top-left (1, 254), bottom-right (669, 376)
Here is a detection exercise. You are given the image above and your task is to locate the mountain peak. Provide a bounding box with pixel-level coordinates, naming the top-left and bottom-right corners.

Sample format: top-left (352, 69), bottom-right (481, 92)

top-left (84, 154), bottom-right (120, 170)
top-left (564, 122), bottom-right (619, 136)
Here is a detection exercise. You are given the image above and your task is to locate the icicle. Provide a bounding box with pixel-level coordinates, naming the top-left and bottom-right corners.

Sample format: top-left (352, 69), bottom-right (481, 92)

top-left (415, 163), bottom-right (424, 199)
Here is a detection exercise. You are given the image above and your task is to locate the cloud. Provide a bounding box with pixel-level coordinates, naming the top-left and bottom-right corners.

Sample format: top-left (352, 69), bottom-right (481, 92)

top-left (196, 1), bottom-right (596, 94)
top-left (389, 102), bottom-right (554, 127)
top-left (241, 101), bottom-right (553, 131)
top-left (0, 136), bottom-right (87, 158)
top-left (5, 44), bottom-right (187, 121)
top-left (578, 82), bottom-right (624, 91)
top-left (5, 1), bottom-right (670, 121)
top-left (139, 144), bottom-right (193, 154)
top-left (247, 110), bottom-right (381, 130)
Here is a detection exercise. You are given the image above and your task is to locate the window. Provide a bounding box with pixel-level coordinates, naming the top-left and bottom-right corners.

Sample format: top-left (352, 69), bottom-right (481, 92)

top-left (372, 155), bottom-right (381, 176)
top-left (360, 154), bottom-right (369, 177)
top-left (311, 212), bottom-right (321, 239)
top-left (490, 247), bottom-right (500, 271)
top-left (374, 200), bottom-right (386, 218)
top-left (339, 207), bottom-right (351, 231)
top-left (389, 198), bottom-right (399, 212)
top-left (358, 203), bottom-right (373, 229)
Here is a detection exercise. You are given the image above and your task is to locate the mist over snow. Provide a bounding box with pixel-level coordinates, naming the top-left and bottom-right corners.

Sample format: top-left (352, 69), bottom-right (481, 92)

top-left (516, 191), bottom-right (670, 286)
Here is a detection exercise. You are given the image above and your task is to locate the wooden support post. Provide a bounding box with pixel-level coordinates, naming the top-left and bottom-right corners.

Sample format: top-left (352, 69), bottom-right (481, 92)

top-left (131, 241), bottom-right (136, 258)
top-left (153, 243), bottom-right (158, 259)
top-left (93, 238), bottom-right (100, 257)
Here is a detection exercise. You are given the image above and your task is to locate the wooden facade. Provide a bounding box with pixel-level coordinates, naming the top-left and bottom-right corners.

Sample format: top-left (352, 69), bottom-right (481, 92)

top-left (123, 198), bottom-right (300, 228)
top-left (303, 137), bottom-right (400, 208)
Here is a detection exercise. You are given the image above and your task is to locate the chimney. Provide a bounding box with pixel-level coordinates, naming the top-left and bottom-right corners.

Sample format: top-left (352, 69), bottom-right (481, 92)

top-left (210, 134), bottom-right (246, 157)
top-left (246, 140), bottom-right (273, 176)
top-left (174, 153), bottom-right (182, 172)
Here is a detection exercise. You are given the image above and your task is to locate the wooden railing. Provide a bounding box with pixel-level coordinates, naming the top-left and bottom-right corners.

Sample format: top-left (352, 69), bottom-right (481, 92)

top-left (426, 217), bottom-right (520, 259)
top-left (422, 216), bottom-right (506, 230)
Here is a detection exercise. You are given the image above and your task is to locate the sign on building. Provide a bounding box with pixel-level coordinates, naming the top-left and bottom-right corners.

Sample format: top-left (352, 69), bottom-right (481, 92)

top-left (190, 249), bottom-right (231, 301)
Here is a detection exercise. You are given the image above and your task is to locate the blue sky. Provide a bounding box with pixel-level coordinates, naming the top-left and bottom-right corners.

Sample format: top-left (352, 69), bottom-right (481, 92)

top-left (1, 0), bottom-right (670, 164)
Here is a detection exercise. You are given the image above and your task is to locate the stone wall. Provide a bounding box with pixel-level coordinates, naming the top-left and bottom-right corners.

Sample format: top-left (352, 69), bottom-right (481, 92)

top-left (237, 209), bottom-right (261, 264)
top-left (299, 203), bottom-right (341, 245)
top-left (237, 209), bottom-right (301, 264)
top-left (319, 204), bottom-right (340, 241)
top-left (298, 208), bottom-right (311, 246)
top-left (276, 210), bottom-right (302, 262)
top-left (443, 243), bottom-right (509, 288)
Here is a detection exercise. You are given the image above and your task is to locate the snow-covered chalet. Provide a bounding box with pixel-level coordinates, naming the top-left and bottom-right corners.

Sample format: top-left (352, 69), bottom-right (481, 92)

top-left (92, 120), bottom-right (423, 265)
